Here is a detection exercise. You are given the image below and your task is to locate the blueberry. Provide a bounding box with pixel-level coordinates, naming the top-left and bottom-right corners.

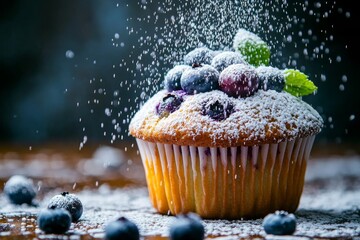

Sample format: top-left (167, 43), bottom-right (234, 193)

top-left (169, 213), bottom-right (205, 240)
top-left (3, 175), bottom-right (36, 205)
top-left (211, 51), bottom-right (247, 72)
top-left (156, 91), bottom-right (185, 117)
top-left (180, 64), bottom-right (219, 94)
top-left (212, 50), bottom-right (224, 57)
top-left (256, 66), bottom-right (285, 92)
top-left (164, 65), bottom-right (191, 91)
top-left (48, 192), bottom-right (83, 222)
top-left (0, 223), bottom-right (11, 232)
top-left (105, 217), bottom-right (140, 240)
top-left (219, 64), bottom-right (259, 98)
top-left (37, 208), bottom-right (71, 234)
top-left (262, 211), bottom-right (296, 235)
top-left (184, 47), bottom-right (214, 65)
top-left (202, 100), bottom-right (234, 121)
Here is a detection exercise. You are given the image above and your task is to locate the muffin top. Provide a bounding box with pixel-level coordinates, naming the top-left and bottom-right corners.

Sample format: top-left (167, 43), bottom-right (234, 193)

top-left (129, 89), bottom-right (323, 147)
top-left (129, 28), bottom-right (323, 147)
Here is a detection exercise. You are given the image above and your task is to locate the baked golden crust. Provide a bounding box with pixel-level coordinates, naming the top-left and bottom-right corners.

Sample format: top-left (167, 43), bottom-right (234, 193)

top-left (129, 90), bottom-right (323, 147)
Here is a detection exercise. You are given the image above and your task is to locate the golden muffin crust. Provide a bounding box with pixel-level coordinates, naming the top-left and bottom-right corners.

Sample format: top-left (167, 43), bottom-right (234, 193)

top-left (129, 90), bottom-right (323, 147)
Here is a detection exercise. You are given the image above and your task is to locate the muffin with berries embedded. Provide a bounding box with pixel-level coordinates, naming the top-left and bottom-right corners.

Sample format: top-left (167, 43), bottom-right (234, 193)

top-left (129, 29), bottom-right (323, 219)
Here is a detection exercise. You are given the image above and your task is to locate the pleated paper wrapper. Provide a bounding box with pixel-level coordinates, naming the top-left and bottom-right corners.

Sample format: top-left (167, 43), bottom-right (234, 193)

top-left (136, 135), bottom-right (316, 219)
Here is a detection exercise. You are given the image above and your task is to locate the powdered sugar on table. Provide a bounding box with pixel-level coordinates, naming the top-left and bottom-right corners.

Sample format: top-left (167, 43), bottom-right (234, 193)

top-left (1, 157), bottom-right (359, 239)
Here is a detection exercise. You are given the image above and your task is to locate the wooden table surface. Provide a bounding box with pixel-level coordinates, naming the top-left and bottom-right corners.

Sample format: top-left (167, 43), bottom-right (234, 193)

top-left (0, 142), bottom-right (359, 239)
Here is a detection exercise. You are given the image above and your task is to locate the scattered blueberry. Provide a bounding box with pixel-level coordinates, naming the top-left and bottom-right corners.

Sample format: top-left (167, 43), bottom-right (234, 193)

top-left (262, 211), bottom-right (297, 235)
top-left (202, 100), bottom-right (234, 121)
top-left (37, 208), bottom-right (72, 234)
top-left (211, 51), bottom-right (247, 72)
top-left (0, 223), bottom-right (11, 232)
top-left (180, 64), bottom-right (219, 94)
top-left (156, 91), bottom-right (185, 117)
top-left (219, 64), bottom-right (259, 98)
top-left (3, 175), bottom-right (36, 205)
top-left (256, 66), bottom-right (285, 92)
top-left (164, 65), bottom-right (191, 91)
top-left (48, 192), bottom-right (83, 222)
top-left (184, 47), bottom-right (214, 65)
top-left (105, 217), bottom-right (140, 240)
top-left (169, 213), bottom-right (205, 240)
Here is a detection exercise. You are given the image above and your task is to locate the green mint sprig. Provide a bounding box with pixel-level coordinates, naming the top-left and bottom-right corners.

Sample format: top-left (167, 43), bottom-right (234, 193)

top-left (283, 69), bottom-right (318, 97)
top-left (233, 28), bottom-right (271, 67)
top-left (236, 40), bottom-right (270, 67)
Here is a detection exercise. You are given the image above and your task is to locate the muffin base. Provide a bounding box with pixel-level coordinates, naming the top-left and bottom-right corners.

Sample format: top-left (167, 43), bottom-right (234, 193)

top-left (136, 136), bottom-right (316, 219)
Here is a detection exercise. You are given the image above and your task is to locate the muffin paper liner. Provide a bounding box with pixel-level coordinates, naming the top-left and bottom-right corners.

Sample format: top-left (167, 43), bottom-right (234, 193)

top-left (136, 135), bottom-right (316, 219)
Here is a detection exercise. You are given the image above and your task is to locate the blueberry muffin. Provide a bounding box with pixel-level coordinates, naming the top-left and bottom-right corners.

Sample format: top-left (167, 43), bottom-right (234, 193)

top-left (129, 29), bottom-right (323, 219)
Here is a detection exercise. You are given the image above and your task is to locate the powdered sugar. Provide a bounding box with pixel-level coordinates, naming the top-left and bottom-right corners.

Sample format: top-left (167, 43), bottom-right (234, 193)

top-left (164, 65), bottom-right (191, 91)
top-left (130, 89), bottom-right (323, 147)
top-left (255, 66), bottom-right (285, 92)
top-left (233, 28), bottom-right (265, 50)
top-left (1, 157), bottom-right (360, 238)
top-left (211, 51), bottom-right (247, 72)
top-left (256, 66), bottom-right (283, 78)
top-left (3, 176), bottom-right (35, 196)
top-left (219, 64), bottom-right (258, 97)
top-left (183, 47), bottom-right (215, 65)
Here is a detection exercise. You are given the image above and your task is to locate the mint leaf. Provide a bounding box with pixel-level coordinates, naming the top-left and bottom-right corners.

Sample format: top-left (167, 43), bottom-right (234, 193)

top-left (233, 29), bottom-right (270, 67)
top-left (237, 40), bottom-right (270, 66)
top-left (283, 69), bottom-right (318, 97)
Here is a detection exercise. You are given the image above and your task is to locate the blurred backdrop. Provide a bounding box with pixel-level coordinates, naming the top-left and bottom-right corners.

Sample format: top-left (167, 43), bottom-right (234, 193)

top-left (0, 0), bottom-right (359, 149)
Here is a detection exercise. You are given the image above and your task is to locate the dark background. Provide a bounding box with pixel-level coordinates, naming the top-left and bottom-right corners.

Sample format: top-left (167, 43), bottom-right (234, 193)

top-left (0, 0), bottom-right (359, 148)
